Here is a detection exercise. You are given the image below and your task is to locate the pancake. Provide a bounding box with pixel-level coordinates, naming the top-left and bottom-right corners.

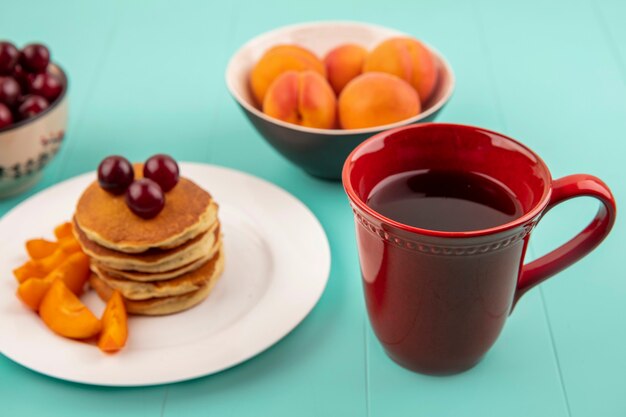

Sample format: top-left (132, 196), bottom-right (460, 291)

top-left (93, 249), bottom-right (216, 282)
top-left (91, 244), bottom-right (223, 300)
top-left (75, 174), bottom-right (216, 253)
top-left (90, 249), bottom-right (225, 315)
top-left (74, 218), bottom-right (221, 273)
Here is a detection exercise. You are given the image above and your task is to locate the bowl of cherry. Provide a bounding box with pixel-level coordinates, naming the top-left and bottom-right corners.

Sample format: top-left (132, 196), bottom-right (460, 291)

top-left (0, 41), bottom-right (68, 198)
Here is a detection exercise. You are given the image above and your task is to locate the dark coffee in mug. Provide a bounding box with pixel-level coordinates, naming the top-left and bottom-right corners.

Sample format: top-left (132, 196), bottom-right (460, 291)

top-left (366, 169), bottom-right (523, 232)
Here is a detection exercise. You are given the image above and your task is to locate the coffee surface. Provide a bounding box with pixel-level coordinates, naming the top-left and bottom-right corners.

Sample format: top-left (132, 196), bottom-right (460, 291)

top-left (366, 169), bottom-right (523, 232)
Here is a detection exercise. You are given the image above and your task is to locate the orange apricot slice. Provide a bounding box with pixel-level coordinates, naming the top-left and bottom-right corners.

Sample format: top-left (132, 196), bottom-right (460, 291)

top-left (59, 237), bottom-right (82, 255)
top-left (98, 291), bottom-right (128, 353)
top-left (38, 248), bottom-right (70, 273)
top-left (25, 239), bottom-right (59, 260)
top-left (46, 252), bottom-right (91, 295)
top-left (16, 278), bottom-right (52, 311)
top-left (16, 252), bottom-right (91, 311)
top-left (53, 222), bottom-right (74, 240)
top-left (13, 261), bottom-right (46, 284)
top-left (39, 280), bottom-right (102, 339)
top-left (15, 251), bottom-right (76, 284)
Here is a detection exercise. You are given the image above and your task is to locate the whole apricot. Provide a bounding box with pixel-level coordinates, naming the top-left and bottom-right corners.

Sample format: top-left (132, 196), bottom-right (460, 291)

top-left (324, 43), bottom-right (367, 94)
top-left (263, 70), bottom-right (337, 129)
top-left (338, 72), bottom-right (421, 129)
top-left (363, 37), bottom-right (438, 104)
top-left (250, 44), bottom-right (325, 105)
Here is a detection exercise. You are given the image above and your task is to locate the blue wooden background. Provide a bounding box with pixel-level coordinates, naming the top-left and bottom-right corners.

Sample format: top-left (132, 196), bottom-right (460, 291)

top-left (1, 0), bottom-right (624, 416)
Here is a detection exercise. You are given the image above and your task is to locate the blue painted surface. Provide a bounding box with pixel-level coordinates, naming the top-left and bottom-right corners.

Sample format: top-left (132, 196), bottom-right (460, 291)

top-left (1, 0), bottom-right (624, 416)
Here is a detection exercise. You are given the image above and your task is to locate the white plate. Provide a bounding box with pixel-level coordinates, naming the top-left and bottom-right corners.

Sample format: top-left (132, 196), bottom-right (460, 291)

top-left (0, 163), bottom-right (330, 386)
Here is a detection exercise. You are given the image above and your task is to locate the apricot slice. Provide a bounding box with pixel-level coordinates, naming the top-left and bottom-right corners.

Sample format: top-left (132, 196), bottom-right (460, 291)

top-left (39, 280), bottom-right (101, 339)
top-left (98, 291), bottom-right (128, 353)
top-left (59, 237), bottom-right (82, 255)
top-left (13, 261), bottom-right (46, 284)
top-left (17, 278), bottom-right (51, 311)
top-left (16, 252), bottom-right (91, 311)
top-left (14, 246), bottom-right (76, 284)
top-left (25, 239), bottom-right (59, 259)
top-left (38, 248), bottom-right (70, 273)
top-left (53, 222), bottom-right (74, 240)
top-left (46, 252), bottom-right (91, 295)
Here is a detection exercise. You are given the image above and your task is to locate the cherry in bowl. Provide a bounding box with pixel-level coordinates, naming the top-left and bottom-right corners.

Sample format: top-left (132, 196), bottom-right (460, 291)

top-left (18, 95), bottom-right (49, 120)
top-left (19, 43), bottom-right (50, 73)
top-left (28, 72), bottom-right (62, 102)
top-left (0, 103), bottom-right (13, 128)
top-left (0, 41), bottom-right (19, 74)
top-left (0, 76), bottom-right (20, 107)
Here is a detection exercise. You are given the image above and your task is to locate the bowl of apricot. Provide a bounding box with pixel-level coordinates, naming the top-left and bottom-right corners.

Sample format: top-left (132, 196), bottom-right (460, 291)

top-left (226, 21), bottom-right (454, 179)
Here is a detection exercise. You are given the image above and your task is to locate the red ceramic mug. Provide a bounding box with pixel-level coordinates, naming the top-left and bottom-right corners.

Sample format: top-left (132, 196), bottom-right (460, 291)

top-left (342, 123), bottom-right (616, 375)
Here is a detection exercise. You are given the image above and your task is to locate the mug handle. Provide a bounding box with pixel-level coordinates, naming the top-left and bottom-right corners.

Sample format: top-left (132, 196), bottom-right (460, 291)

top-left (513, 174), bottom-right (616, 307)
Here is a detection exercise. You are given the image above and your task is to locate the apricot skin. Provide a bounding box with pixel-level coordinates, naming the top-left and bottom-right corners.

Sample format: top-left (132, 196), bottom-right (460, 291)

top-left (363, 37), bottom-right (438, 104)
top-left (263, 70), bottom-right (337, 129)
top-left (250, 44), bottom-right (325, 106)
top-left (324, 44), bottom-right (367, 95)
top-left (338, 72), bottom-right (421, 129)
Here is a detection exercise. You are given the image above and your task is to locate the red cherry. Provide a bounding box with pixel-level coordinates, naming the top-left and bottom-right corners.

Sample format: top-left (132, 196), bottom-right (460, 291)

top-left (29, 72), bottom-right (62, 102)
top-left (0, 41), bottom-right (19, 74)
top-left (143, 154), bottom-right (180, 192)
top-left (18, 95), bottom-right (48, 120)
top-left (125, 179), bottom-right (165, 219)
top-left (20, 43), bottom-right (50, 73)
top-left (12, 65), bottom-right (33, 91)
top-left (0, 76), bottom-right (21, 107)
top-left (98, 155), bottom-right (134, 195)
top-left (0, 103), bottom-right (13, 128)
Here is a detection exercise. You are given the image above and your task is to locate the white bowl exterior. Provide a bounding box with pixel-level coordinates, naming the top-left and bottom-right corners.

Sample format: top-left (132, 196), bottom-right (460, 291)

top-left (0, 94), bottom-right (68, 197)
top-left (226, 21), bottom-right (455, 136)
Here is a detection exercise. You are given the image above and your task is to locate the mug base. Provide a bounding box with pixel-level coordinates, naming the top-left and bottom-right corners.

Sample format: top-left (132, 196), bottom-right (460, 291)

top-left (385, 349), bottom-right (484, 376)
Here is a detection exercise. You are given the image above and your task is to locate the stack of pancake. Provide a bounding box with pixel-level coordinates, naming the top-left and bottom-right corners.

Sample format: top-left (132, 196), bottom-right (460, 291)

top-left (73, 171), bottom-right (223, 315)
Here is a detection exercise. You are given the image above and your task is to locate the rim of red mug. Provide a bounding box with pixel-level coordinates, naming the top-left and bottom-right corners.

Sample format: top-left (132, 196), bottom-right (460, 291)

top-left (342, 123), bottom-right (554, 239)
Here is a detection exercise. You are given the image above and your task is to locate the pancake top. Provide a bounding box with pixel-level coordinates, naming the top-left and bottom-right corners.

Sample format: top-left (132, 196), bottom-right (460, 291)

top-left (75, 168), bottom-right (215, 251)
